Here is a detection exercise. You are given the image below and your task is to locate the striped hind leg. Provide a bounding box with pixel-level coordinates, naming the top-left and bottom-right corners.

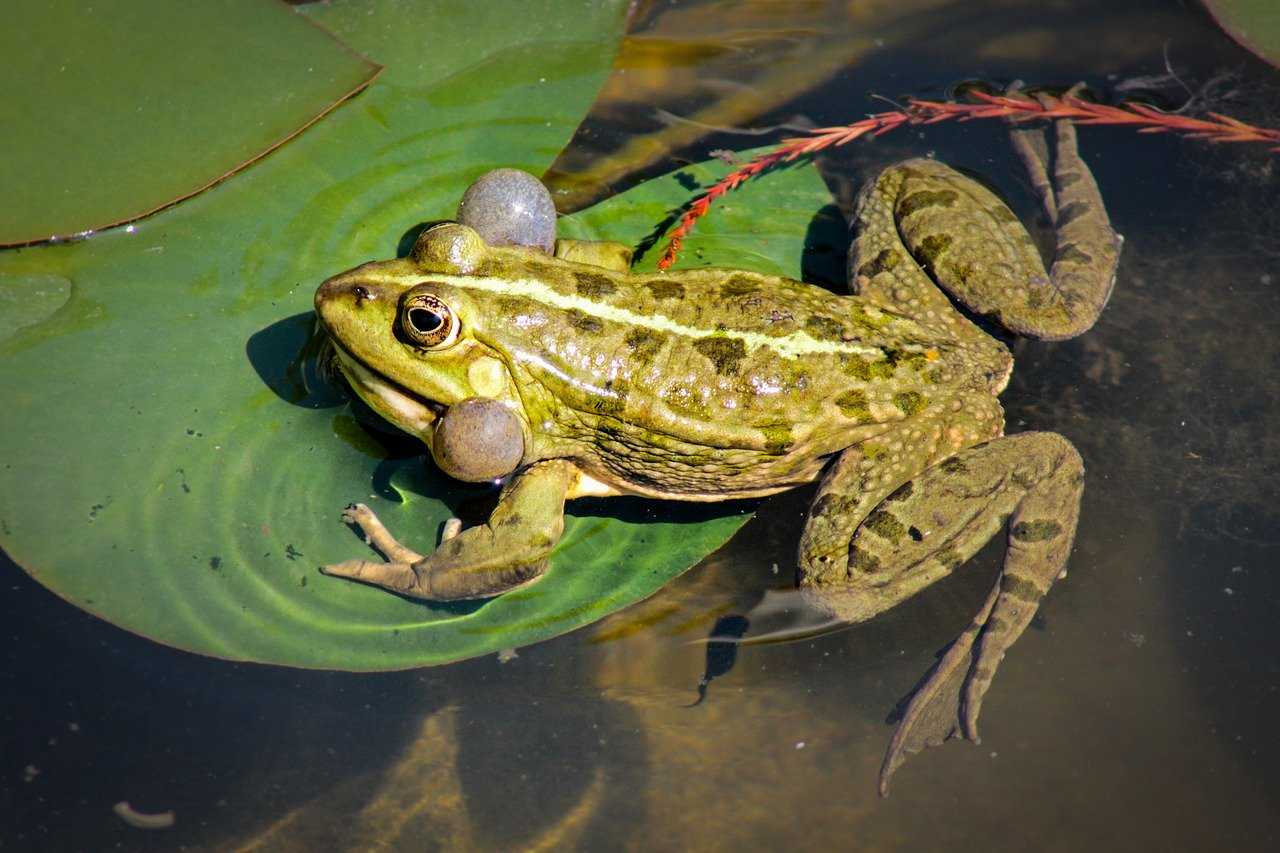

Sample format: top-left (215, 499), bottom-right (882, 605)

top-left (798, 431), bottom-right (1084, 794)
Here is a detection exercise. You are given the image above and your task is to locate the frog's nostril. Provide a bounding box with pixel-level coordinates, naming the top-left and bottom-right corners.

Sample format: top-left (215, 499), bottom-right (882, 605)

top-left (353, 285), bottom-right (372, 304)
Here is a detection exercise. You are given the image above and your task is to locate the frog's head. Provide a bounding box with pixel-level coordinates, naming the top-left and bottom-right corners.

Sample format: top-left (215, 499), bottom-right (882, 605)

top-left (314, 223), bottom-right (529, 463)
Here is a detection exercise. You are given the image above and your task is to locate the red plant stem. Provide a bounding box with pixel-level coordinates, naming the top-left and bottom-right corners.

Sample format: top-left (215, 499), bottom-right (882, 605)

top-left (656, 91), bottom-right (1280, 270)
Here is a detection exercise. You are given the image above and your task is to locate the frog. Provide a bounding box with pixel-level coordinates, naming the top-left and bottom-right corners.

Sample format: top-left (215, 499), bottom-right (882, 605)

top-left (314, 110), bottom-right (1121, 794)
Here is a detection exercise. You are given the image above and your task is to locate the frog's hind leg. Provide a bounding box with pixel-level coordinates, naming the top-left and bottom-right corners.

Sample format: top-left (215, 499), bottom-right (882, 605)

top-left (879, 120), bottom-right (1121, 341)
top-left (798, 432), bottom-right (1083, 795)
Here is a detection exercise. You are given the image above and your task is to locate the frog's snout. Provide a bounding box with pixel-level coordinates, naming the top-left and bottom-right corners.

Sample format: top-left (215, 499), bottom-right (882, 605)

top-left (314, 275), bottom-right (396, 333)
top-left (316, 275), bottom-right (368, 311)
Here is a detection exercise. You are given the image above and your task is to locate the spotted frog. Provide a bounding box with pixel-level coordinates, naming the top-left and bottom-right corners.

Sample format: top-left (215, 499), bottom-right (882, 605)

top-left (314, 116), bottom-right (1121, 792)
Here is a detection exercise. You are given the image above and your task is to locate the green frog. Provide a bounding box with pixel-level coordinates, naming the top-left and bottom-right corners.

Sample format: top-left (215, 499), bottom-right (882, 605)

top-left (314, 113), bottom-right (1121, 793)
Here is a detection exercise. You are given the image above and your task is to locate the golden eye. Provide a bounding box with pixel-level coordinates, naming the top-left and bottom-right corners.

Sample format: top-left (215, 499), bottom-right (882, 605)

top-left (400, 291), bottom-right (459, 349)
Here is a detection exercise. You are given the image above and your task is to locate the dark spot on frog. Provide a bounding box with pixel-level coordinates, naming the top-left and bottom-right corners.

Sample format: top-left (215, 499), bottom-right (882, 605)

top-left (1056, 244), bottom-right (1094, 265)
top-left (916, 233), bottom-right (952, 268)
top-left (842, 356), bottom-right (871, 381)
top-left (759, 422), bottom-right (792, 455)
top-left (834, 389), bottom-right (871, 422)
top-left (644, 279), bottom-right (685, 300)
top-left (856, 247), bottom-right (903, 280)
top-left (861, 442), bottom-right (887, 461)
top-left (500, 512), bottom-right (524, 528)
top-left (1010, 519), bottom-right (1063, 541)
top-left (566, 310), bottom-right (603, 334)
top-left (864, 510), bottom-right (906, 543)
top-left (939, 456), bottom-right (968, 474)
top-left (720, 275), bottom-right (760, 297)
top-left (573, 271), bottom-right (617, 299)
top-left (285, 544), bottom-right (303, 560)
top-left (850, 546), bottom-right (881, 574)
top-left (445, 537), bottom-right (464, 557)
top-left (1010, 470), bottom-right (1036, 490)
top-left (886, 481), bottom-right (914, 502)
top-left (1000, 573), bottom-right (1041, 601)
top-left (897, 189), bottom-right (959, 219)
top-left (1056, 170), bottom-right (1083, 189)
top-left (1056, 201), bottom-right (1090, 229)
top-left (624, 327), bottom-right (664, 362)
top-left (693, 336), bottom-right (747, 376)
top-left (209, 556), bottom-right (222, 571)
top-left (908, 525), bottom-right (923, 542)
top-left (805, 315), bottom-right (844, 340)
top-left (299, 575), bottom-right (308, 587)
top-left (868, 360), bottom-right (895, 380)
top-left (811, 493), bottom-right (855, 520)
top-left (893, 391), bottom-right (926, 416)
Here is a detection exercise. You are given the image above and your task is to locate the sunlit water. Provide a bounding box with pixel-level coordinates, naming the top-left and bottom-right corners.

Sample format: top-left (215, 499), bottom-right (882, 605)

top-left (5, 0), bottom-right (1280, 849)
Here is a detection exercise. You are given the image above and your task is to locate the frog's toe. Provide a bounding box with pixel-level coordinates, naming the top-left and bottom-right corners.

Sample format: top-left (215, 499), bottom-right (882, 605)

top-left (341, 502), bottom-right (372, 526)
top-left (320, 558), bottom-right (419, 594)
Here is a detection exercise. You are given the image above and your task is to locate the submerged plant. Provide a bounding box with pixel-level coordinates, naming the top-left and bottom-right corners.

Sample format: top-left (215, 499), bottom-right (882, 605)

top-left (657, 88), bottom-right (1280, 270)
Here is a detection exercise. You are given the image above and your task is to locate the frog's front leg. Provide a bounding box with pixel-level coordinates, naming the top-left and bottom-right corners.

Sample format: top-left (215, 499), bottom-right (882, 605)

top-left (321, 459), bottom-right (577, 600)
top-left (798, 431), bottom-right (1083, 795)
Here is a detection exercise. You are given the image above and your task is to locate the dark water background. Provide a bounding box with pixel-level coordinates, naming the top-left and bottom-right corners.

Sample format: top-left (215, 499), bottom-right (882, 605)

top-left (5, 0), bottom-right (1280, 849)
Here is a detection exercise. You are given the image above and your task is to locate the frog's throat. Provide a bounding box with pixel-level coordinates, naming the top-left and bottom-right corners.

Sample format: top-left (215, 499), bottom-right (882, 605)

top-left (330, 340), bottom-right (440, 439)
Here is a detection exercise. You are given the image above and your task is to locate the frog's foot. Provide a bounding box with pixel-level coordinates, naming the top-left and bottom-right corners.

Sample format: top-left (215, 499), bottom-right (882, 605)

top-left (321, 460), bottom-right (576, 601)
top-left (1002, 87), bottom-right (1123, 339)
top-left (319, 503), bottom-right (423, 593)
top-left (797, 432), bottom-right (1084, 795)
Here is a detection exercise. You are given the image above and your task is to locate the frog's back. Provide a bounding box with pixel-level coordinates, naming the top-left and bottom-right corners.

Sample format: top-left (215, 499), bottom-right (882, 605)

top-left (458, 257), bottom-right (989, 498)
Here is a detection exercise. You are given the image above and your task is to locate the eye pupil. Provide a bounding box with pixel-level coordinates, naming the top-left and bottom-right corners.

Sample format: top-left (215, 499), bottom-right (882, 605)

top-left (408, 307), bottom-right (443, 334)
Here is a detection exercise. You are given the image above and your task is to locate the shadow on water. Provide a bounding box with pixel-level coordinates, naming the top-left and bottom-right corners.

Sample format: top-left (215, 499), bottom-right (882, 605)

top-left (245, 311), bottom-right (347, 408)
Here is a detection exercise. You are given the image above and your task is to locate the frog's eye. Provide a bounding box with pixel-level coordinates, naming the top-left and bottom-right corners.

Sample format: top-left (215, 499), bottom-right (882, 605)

top-left (400, 292), bottom-right (460, 350)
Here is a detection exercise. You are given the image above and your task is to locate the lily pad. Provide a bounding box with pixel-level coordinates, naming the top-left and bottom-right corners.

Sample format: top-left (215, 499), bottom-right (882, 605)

top-left (1, 0), bottom-right (382, 247)
top-left (0, 0), bottom-right (835, 670)
top-left (1202, 0), bottom-right (1280, 67)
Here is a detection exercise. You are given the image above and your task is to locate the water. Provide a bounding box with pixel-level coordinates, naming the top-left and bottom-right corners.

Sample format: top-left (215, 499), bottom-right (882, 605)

top-left (5, 0), bottom-right (1280, 848)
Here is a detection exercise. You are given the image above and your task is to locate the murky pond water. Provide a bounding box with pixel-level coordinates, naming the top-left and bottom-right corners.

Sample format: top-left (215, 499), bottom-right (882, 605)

top-left (5, 0), bottom-right (1280, 849)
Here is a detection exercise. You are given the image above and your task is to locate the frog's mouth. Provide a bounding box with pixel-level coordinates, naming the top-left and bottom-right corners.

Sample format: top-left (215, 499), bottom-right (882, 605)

top-left (327, 339), bottom-right (443, 439)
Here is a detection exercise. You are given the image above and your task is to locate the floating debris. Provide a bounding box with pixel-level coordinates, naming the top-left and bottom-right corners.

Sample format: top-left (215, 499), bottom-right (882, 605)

top-left (113, 801), bottom-right (175, 830)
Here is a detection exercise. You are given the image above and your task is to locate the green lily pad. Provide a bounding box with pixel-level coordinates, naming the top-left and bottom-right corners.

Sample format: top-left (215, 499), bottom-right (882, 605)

top-left (0, 0), bottom-right (835, 670)
top-left (1, 0), bottom-right (382, 247)
top-left (1202, 0), bottom-right (1280, 67)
